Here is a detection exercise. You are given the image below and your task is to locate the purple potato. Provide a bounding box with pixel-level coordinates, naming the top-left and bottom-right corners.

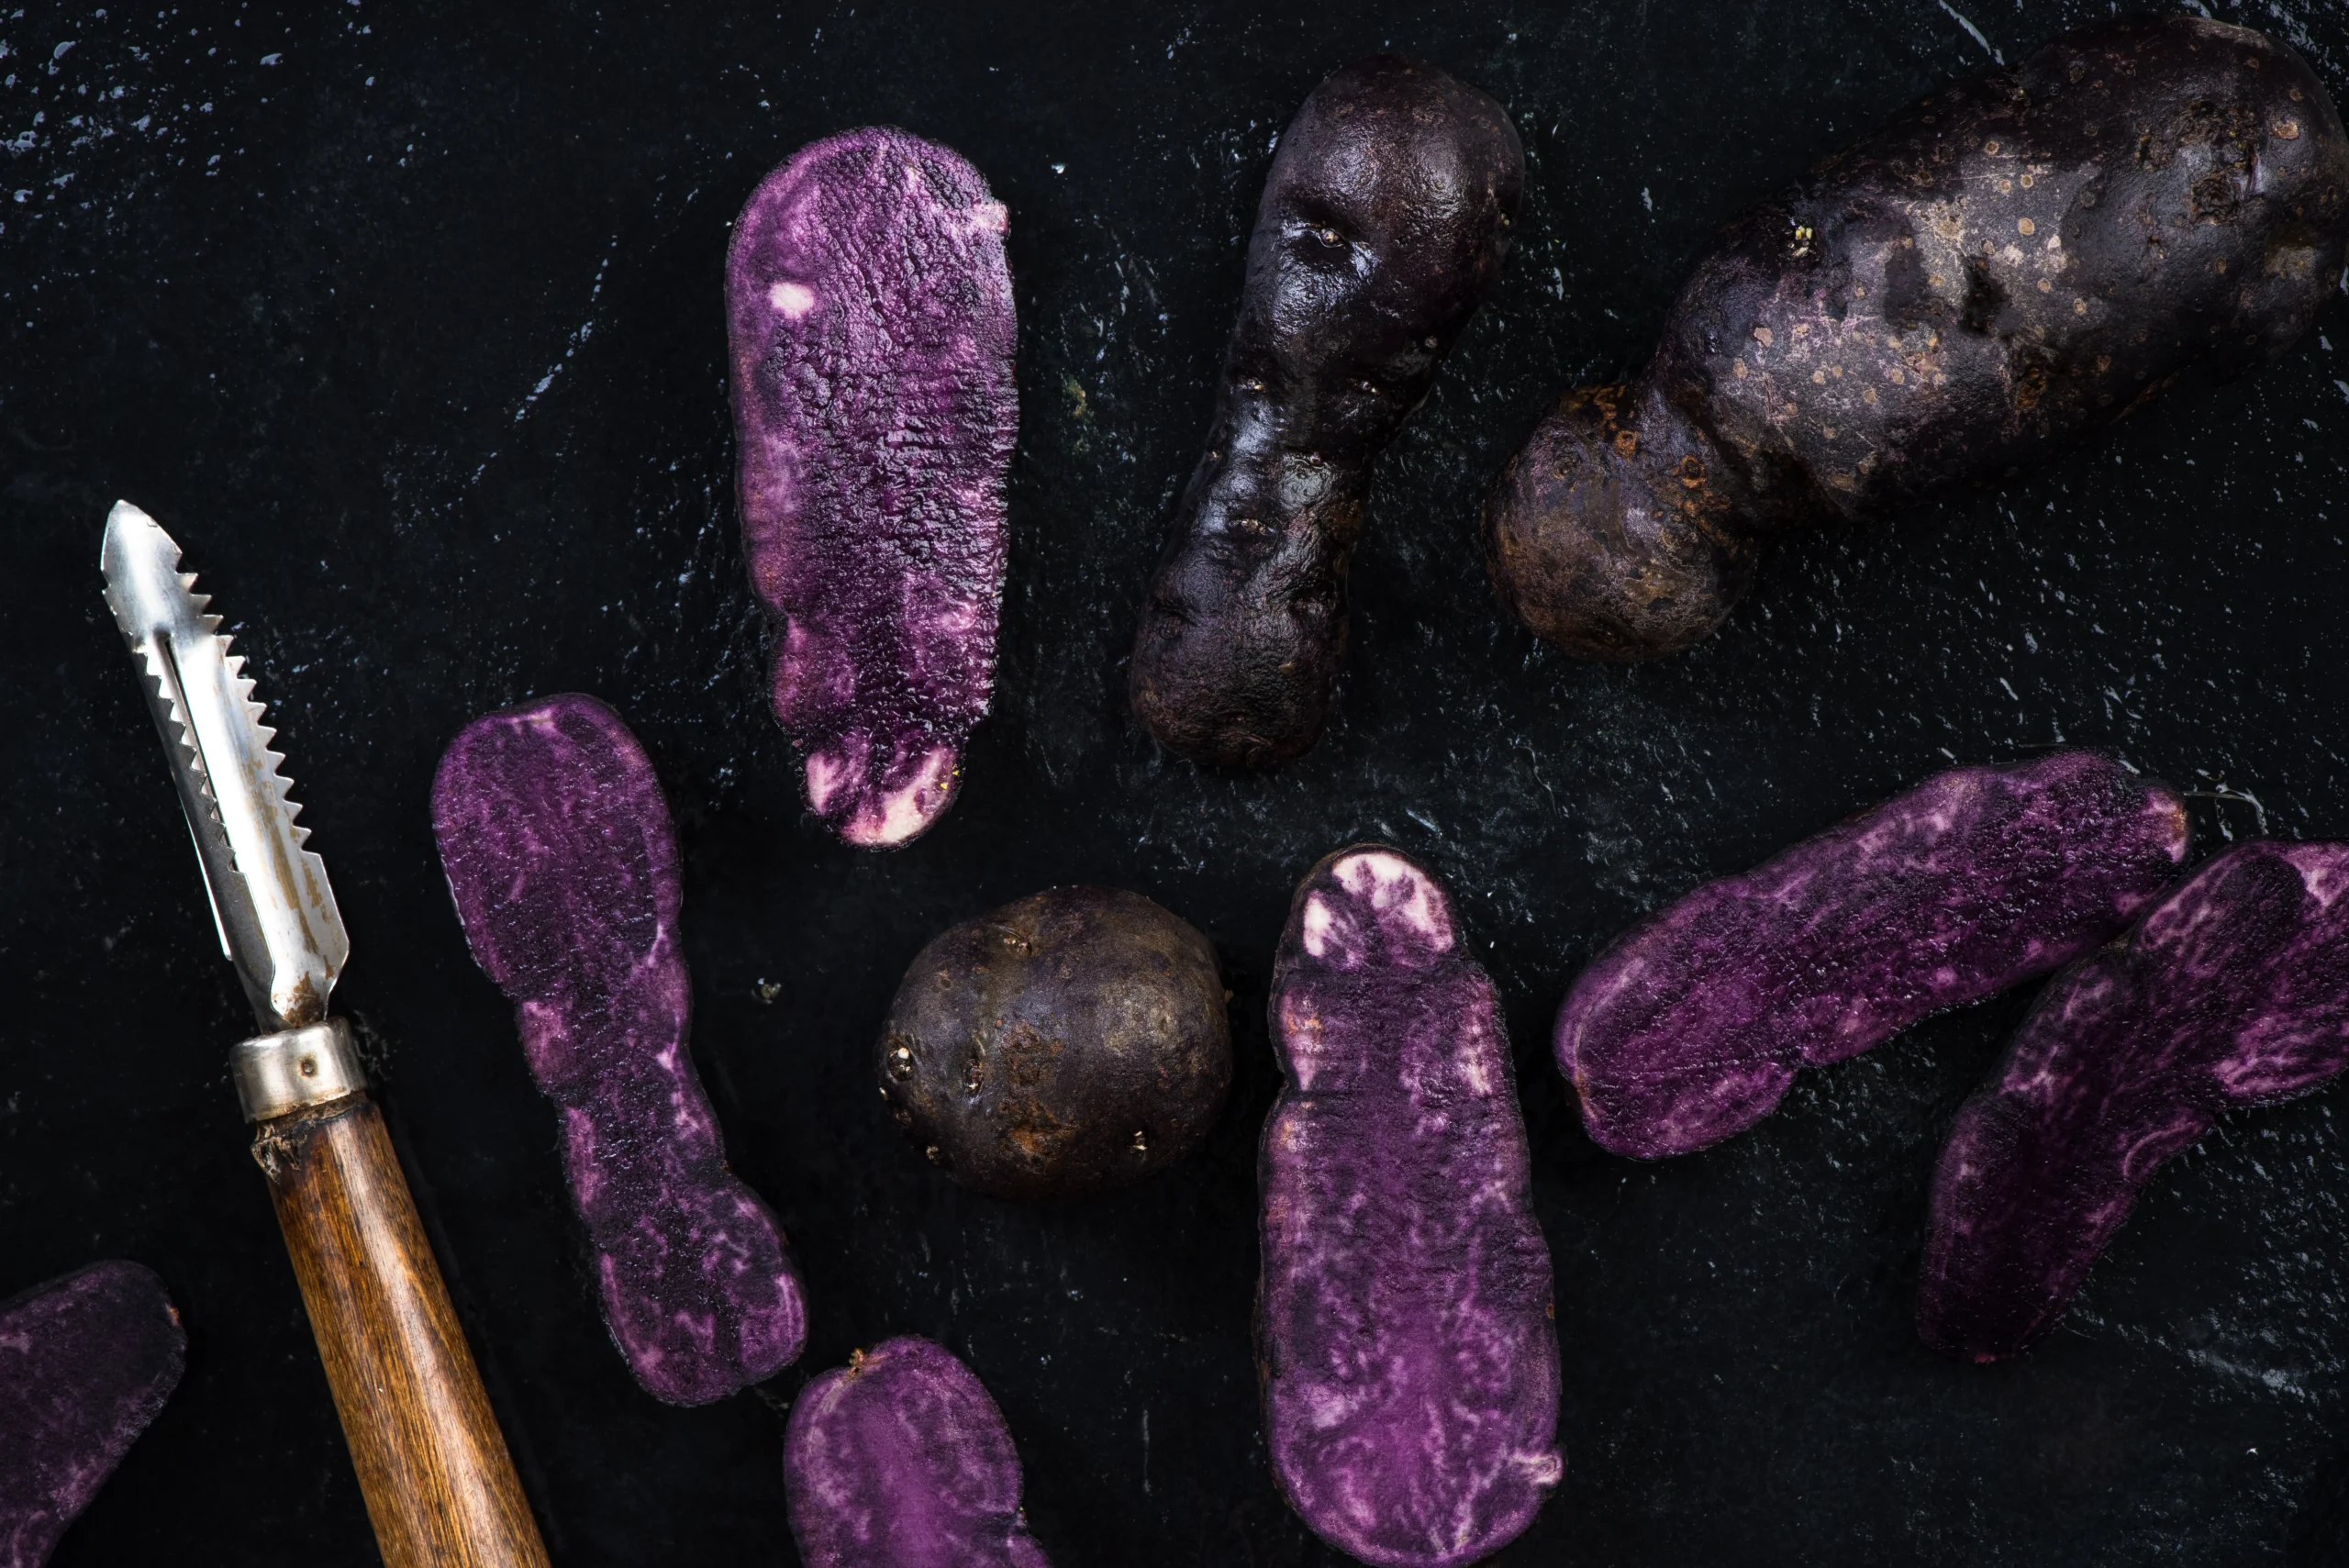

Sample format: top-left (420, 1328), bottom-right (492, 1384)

top-left (879, 885), bottom-right (1231, 1201)
top-left (1486, 15), bottom-right (2349, 661)
top-left (0, 1261), bottom-right (184, 1568)
top-left (1920, 839), bottom-right (2349, 1362)
top-left (432, 694), bottom-right (807, 1405)
top-left (1560, 752), bottom-right (2189, 1159)
top-left (784, 1336), bottom-right (1050, 1568)
top-left (1262, 846), bottom-right (1561, 1567)
top-left (1130, 56), bottom-right (1524, 770)
top-left (728, 128), bottom-right (1018, 846)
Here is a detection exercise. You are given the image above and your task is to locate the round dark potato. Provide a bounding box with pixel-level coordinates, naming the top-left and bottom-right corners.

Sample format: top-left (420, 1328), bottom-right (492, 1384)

top-left (878, 886), bottom-right (1231, 1200)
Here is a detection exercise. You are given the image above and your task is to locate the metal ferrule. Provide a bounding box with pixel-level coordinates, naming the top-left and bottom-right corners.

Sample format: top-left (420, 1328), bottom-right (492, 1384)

top-left (232, 1018), bottom-right (367, 1122)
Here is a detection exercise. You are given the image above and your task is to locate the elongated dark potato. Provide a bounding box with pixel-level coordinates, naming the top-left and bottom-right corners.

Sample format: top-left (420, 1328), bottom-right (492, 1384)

top-left (1487, 15), bottom-right (2349, 661)
top-left (1130, 56), bottom-right (1523, 768)
top-left (1262, 846), bottom-right (1561, 1566)
top-left (433, 695), bottom-right (807, 1405)
top-left (0, 1261), bottom-right (184, 1568)
top-left (1920, 839), bottom-right (2349, 1362)
top-left (1560, 752), bottom-right (2188, 1158)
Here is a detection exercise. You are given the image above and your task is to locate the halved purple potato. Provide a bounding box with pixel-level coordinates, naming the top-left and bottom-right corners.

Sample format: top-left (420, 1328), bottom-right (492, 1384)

top-left (1129, 55), bottom-right (1524, 770)
top-left (1262, 846), bottom-right (1561, 1567)
top-left (0, 1261), bottom-right (184, 1568)
top-left (728, 128), bottom-right (1017, 848)
top-left (784, 1336), bottom-right (1050, 1568)
top-left (1559, 752), bottom-right (2189, 1159)
top-left (1920, 839), bottom-right (2349, 1362)
top-left (1486, 15), bottom-right (2349, 661)
top-left (432, 694), bottom-right (807, 1405)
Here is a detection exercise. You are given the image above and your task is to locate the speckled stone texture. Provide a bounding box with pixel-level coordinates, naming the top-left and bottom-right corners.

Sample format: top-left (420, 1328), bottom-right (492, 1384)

top-left (0, 1262), bottom-right (184, 1568)
top-left (1129, 55), bottom-right (1522, 770)
top-left (784, 1336), bottom-right (1051, 1568)
top-left (1261, 847), bottom-right (1561, 1567)
top-left (1561, 752), bottom-right (2190, 1159)
top-left (13, 2), bottom-right (2349, 1561)
top-left (1921, 839), bottom-right (2349, 1362)
top-left (728, 128), bottom-right (1017, 848)
top-left (1486, 14), bottom-right (2349, 662)
top-left (432, 694), bottom-right (807, 1404)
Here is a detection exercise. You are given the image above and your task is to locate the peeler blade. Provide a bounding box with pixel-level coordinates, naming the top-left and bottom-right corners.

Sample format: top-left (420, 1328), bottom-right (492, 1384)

top-left (100, 500), bottom-right (348, 1030)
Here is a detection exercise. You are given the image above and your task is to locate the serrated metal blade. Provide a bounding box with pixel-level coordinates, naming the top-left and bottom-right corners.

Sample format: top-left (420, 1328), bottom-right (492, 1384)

top-left (100, 500), bottom-right (348, 1030)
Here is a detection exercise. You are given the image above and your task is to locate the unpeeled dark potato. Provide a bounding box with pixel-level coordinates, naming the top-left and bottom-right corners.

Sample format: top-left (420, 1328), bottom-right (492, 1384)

top-left (1488, 15), bottom-right (2349, 662)
top-left (879, 886), bottom-right (1230, 1200)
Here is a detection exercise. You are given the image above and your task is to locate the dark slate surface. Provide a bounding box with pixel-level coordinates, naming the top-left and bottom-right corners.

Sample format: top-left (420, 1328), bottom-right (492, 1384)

top-left (4, 1), bottom-right (2347, 1562)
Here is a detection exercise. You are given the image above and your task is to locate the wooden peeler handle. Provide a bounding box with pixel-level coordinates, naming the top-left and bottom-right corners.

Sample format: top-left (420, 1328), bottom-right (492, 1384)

top-left (239, 1022), bottom-right (549, 1568)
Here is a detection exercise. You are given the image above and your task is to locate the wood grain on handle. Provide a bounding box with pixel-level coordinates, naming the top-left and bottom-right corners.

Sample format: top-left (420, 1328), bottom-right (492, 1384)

top-left (254, 1094), bottom-right (551, 1568)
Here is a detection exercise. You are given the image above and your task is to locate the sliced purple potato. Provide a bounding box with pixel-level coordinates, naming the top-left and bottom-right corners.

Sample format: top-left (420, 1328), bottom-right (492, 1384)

top-left (728, 128), bottom-right (1018, 847)
top-left (1262, 847), bottom-right (1561, 1567)
top-left (1486, 15), bottom-right (2349, 661)
top-left (432, 694), bottom-right (807, 1405)
top-left (784, 1336), bottom-right (1050, 1568)
top-left (1559, 752), bottom-right (2189, 1159)
top-left (1920, 839), bottom-right (2349, 1362)
top-left (0, 1261), bottom-right (184, 1568)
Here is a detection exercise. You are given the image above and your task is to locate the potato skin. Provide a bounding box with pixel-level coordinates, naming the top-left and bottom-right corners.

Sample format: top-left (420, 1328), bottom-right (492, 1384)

top-left (1130, 55), bottom-right (1523, 769)
top-left (1488, 14), bottom-right (2349, 662)
top-left (878, 887), bottom-right (1230, 1201)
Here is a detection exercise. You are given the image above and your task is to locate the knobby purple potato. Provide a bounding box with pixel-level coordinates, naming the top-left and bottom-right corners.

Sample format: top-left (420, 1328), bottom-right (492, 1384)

top-left (1262, 847), bottom-right (1561, 1567)
top-left (879, 886), bottom-right (1231, 1201)
top-left (0, 1261), bottom-right (184, 1568)
top-left (1487, 15), bottom-right (2349, 662)
top-left (432, 695), bottom-right (807, 1405)
top-left (785, 1336), bottom-right (1050, 1568)
top-left (1920, 839), bottom-right (2349, 1362)
top-left (1560, 752), bottom-right (2189, 1159)
top-left (728, 128), bottom-right (1017, 847)
top-left (1130, 56), bottom-right (1524, 770)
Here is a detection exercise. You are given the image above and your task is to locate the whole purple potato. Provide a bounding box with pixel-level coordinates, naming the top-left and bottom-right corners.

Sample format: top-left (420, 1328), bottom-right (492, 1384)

top-left (1262, 846), bottom-right (1561, 1566)
top-left (1921, 839), bottom-right (2349, 1362)
top-left (433, 694), bottom-right (807, 1405)
top-left (785, 1336), bottom-right (1050, 1568)
top-left (0, 1261), bottom-right (184, 1568)
top-left (1487, 15), bottom-right (2349, 662)
top-left (1130, 55), bottom-right (1523, 770)
top-left (879, 886), bottom-right (1230, 1201)
top-left (1560, 752), bottom-right (2189, 1159)
top-left (728, 128), bottom-right (1017, 847)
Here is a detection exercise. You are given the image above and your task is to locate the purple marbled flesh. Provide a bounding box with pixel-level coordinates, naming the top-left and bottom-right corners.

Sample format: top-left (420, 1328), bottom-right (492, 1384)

top-left (784, 1337), bottom-right (1051, 1568)
top-left (0, 1261), bottom-right (184, 1568)
top-left (727, 128), bottom-right (1017, 849)
top-left (1560, 752), bottom-right (2190, 1160)
top-left (1920, 839), bottom-right (2349, 1361)
top-left (1262, 847), bottom-right (1562, 1568)
top-left (432, 694), bottom-right (807, 1404)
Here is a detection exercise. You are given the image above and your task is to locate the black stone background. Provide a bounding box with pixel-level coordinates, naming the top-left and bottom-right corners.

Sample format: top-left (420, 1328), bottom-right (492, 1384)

top-left (6, 0), bottom-right (2349, 1562)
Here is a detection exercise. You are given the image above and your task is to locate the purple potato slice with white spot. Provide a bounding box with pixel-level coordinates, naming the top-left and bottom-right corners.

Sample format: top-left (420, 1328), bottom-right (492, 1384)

top-left (432, 694), bottom-right (807, 1405)
top-left (728, 128), bottom-right (1017, 848)
top-left (1262, 846), bottom-right (1561, 1567)
top-left (784, 1336), bottom-right (1051, 1568)
top-left (1559, 752), bottom-right (2189, 1159)
top-left (1920, 838), bottom-right (2349, 1362)
top-left (0, 1261), bottom-right (184, 1568)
